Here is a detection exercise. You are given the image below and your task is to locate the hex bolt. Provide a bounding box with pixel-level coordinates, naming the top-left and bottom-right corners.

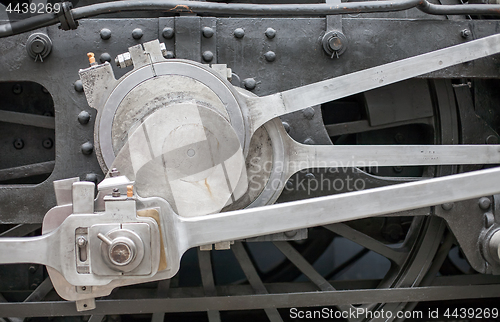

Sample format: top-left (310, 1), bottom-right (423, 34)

top-left (162, 27), bottom-right (174, 39)
top-left (110, 168), bottom-right (120, 177)
top-left (74, 80), bottom-right (84, 92)
top-left (77, 236), bottom-right (87, 247)
top-left (441, 203), bottom-right (454, 211)
top-left (234, 28), bottom-right (245, 38)
top-left (100, 52), bottom-right (112, 63)
top-left (78, 111), bottom-right (91, 125)
top-left (243, 78), bottom-right (256, 90)
top-left (100, 28), bottom-right (111, 40)
top-left (132, 28), bottom-right (143, 39)
top-left (303, 137), bottom-right (315, 145)
top-left (282, 121), bottom-right (291, 133)
top-left (486, 135), bottom-right (499, 144)
top-left (264, 51), bottom-right (276, 62)
top-left (13, 138), bottom-right (24, 150)
top-left (202, 27), bottom-right (214, 38)
top-left (302, 107), bottom-right (315, 120)
top-left (305, 173), bottom-right (315, 180)
top-left (479, 197), bottom-right (492, 210)
top-left (202, 51), bottom-right (214, 62)
top-left (81, 142), bottom-right (94, 155)
top-left (12, 84), bottom-right (22, 94)
top-left (265, 27), bottom-right (276, 39)
top-left (112, 188), bottom-right (120, 197)
top-left (42, 138), bottom-right (53, 149)
top-left (461, 29), bottom-right (471, 38)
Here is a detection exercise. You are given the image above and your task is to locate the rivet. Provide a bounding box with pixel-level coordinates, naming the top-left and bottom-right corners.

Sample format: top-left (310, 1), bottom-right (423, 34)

top-left (81, 142), bottom-right (94, 155)
top-left (202, 27), bottom-right (214, 38)
top-left (486, 135), bottom-right (499, 144)
top-left (84, 173), bottom-right (98, 184)
top-left (305, 173), bottom-right (315, 180)
top-left (78, 111), bottom-right (91, 125)
top-left (202, 51), bottom-right (214, 62)
top-left (284, 230), bottom-right (297, 238)
top-left (264, 51), bottom-right (276, 62)
top-left (282, 121), bottom-right (290, 133)
top-left (13, 138), bottom-right (24, 150)
top-left (441, 203), bottom-right (454, 211)
top-left (42, 138), bottom-right (53, 149)
top-left (393, 166), bottom-right (403, 173)
top-left (265, 27), bottom-right (276, 39)
top-left (99, 52), bottom-right (112, 63)
top-left (303, 137), bottom-right (315, 145)
top-left (165, 51), bottom-right (175, 59)
top-left (243, 78), bottom-right (256, 90)
top-left (28, 265), bottom-right (37, 273)
top-left (74, 80), bottom-right (83, 92)
top-left (302, 107), bottom-right (315, 119)
top-left (100, 28), bottom-right (111, 40)
top-left (41, 87), bottom-right (49, 94)
top-left (395, 133), bottom-right (405, 143)
top-left (234, 28), bottom-right (245, 39)
top-left (479, 197), bottom-right (491, 210)
top-left (132, 28), bottom-right (143, 39)
top-left (162, 27), bottom-right (174, 39)
top-left (285, 180), bottom-right (294, 190)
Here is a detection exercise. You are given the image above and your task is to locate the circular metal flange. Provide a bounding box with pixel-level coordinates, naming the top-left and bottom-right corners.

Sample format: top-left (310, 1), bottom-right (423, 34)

top-left (26, 33), bottom-right (52, 60)
top-left (322, 30), bottom-right (348, 57)
top-left (95, 60), bottom-right (248, 173)
top-left (100, 229), bottom-right (144, 272)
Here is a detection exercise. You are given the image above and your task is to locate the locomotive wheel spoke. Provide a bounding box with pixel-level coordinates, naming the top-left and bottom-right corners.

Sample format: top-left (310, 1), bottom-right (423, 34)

top-left (324, 224), bottom-right (407, 265)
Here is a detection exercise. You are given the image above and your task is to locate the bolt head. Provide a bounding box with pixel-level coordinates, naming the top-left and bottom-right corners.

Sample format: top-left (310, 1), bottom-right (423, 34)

top-left (441, 203), bottom-right (454, 211)
top-left (13, 138), bottom-right (24, 150)
top-left (284, 230), bottom-right (297, 238)
top-left (31, 38), bottom-right (45, 54)
top-left (486, 135), bottom-right (499, 144)
top-left (461, 29), bottom-right (471, 38)
top-left (78, 111), bottom-right (91, 124)
top-left (162, 27), bottom-right (174, 39)
top-left (42, 138), bottom-right (53, 149)
top-left (303, 137), bottom-right (315, 145)
top-left (100, 28), bottom-right (111, 40)
top-left (302, 107), bottom-right (315, 120)
top-left (74, 80), bottom-right (84, 92)
top-left (100, 52), bottom-right (112, 63)
top-left (202, 51), bottom-right (214, 62)
top-left (265, 27), bottom-right (276, 39)
top-left (243, 78), bottom-right (256, 90)
top-left (285, 180), bottom-right (294, 190)
top-left (165, 51), bottom-right (175, 59)
top-left (202, 27), bottom-right (214, 38)
top-left (12, 84), bottom-right (22, 94)
top-left (81, 142), bottom-right (94, 155)
top-left (328, 36), bottom-right (343, 52)
top-left (77, 237), bottom-right (87, 247)
top-left (305, 173), bottom-right (315, 180)
top-left (234, 28), bottom-right (245, 39)
top-left (132, 28), bottom-right (143, 40)
top-left (110, 242), bottom-right (132, 265)
top-left (282, 121), bottom-right (290, 133)
top-left (479, 197), bottom-right (492, 210)
top-left (85, 173), bottom-right (98, 184)
top-left (264, 51), bottom-right (276, 62)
